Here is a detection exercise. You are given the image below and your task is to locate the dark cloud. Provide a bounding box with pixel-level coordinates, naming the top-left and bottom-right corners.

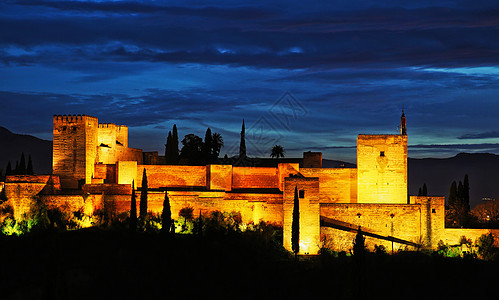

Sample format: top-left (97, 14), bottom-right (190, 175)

top-left (458, 131), bottom-right (499, 140)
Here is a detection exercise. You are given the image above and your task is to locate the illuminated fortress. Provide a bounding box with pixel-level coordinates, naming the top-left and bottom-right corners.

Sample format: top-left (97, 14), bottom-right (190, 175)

top-left (4, 113), bottom-right (499, 254)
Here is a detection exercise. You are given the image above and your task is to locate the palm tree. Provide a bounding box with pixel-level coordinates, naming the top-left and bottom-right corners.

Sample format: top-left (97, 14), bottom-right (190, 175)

top-left (270, 145), bottom-right (285, 160)
top-left (211, 132), bottom-right (224, 159)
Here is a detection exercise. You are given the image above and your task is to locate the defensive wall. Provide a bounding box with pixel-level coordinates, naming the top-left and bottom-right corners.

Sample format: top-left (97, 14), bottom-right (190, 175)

top-left (6, 113), bottom-right (499, 255)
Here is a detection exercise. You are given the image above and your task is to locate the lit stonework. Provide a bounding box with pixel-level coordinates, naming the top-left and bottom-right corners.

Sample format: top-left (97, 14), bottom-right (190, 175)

top-left (4, 113), bottom-right (499, 253)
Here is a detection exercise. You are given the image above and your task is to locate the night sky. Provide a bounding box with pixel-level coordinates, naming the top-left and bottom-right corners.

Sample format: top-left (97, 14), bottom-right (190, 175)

top-left (1, 0), bottom-right (499, 163)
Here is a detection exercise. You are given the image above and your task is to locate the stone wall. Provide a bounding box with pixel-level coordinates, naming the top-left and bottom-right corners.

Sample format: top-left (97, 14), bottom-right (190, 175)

top-left (357, 134), bottom-right (407, 204)
top-left (283, 176), bottom-right (320, 254)
top-left (136, 165), bottom-right (207, 188)
top-left (232, 167), bottom-right (278, 189)
top-left (320, 203), bottom-right (422, 252)
top-left (301, 168), bottom-right (357, 203)
top-left (207, 165), bottom-right (233, 191)
top-left (303, 152), bottom-right (322, 168)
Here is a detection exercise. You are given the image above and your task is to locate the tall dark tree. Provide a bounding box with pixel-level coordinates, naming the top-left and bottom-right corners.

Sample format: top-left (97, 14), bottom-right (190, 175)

top-left (292, 186), bottom-right (300, 255)
top-left (14, 161), bottom-right (19, 175)
top-left (140, 168), bottom-right (148, 218)
top-left (172, 124), bottom-right (179, 164)
top-left (180, 134), bottom-right (203, 165)
top-left (6, 161), bottom-right (12, 176)
top-left (212, 132), bottom-right (224, 159)
top-left (422, 183), bottom-right (428, 196)
top-left (457, 181), bottom-right (464, 204)
top-left (165, 130), bottom-right (172, 163)
top-left (27, 155), bottom-right (34, 175)
top-left (130, 181), bottom-right (137, 233)
top-left (463, 174), bottom-right (470, 213)
top-left (203, 128), bottom-right (213, 164)
top-left (239, 119), bottom-right (246, 159)
top-left (161, 188), bottom-right (172, 235)
top-left (353, 226), bottom-right (366, 258)
top-left (165, 131), bottom-right (172, 164)
top-left (448, 181), bottom-right (457, 207)
top-left (19, 152), bottom-right (26, 175)
top-left (418, 187), bottom-right (422, 196)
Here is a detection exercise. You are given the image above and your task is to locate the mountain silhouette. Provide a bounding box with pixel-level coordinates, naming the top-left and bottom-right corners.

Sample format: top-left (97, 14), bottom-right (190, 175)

top-left (0, 126), bottom-right (52, 175)
top-left (408, 153), bottom-right (499, 209)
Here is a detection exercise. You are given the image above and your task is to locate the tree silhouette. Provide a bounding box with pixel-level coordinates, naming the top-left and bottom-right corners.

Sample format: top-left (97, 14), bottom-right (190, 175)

top-left (130, 181), bottom-right (137, 233)
top-left (463, 174), bottom-right (470, 213)
top-left (212, 132), bottom-right (224, 159)
top-left (179, 206), bottom-right (194, 232)
top-left (270, 145), bottom-right (285, 160)
top-left (140, 168), bottom-right (148, 219)
top-left (180, 134), bottom-right (203, 165)
top-left (203, 128), bottom-right (213, 163)
top-left (239, 119), bottom-right (246, 159)
top-left (422, 183), bottom-right (427, 196)
top-left (6, 161), bottom-right (12, 176)
top-left (448, 181), bottom-right (457, 207)
top-left (27, 155), bottom-right (34, 175)
top-left (161, 188), bottom-right (172, 235)
top-left (165, 130), bottom-right (173, 164)
top-left (172, 124), bottom-right (179, 164)
top-left (19, 152), bottom-right (26, 175)
top-left (353, 226), bottom-right (366, 257)
top-left (292, 186), bottom-right (300, 255)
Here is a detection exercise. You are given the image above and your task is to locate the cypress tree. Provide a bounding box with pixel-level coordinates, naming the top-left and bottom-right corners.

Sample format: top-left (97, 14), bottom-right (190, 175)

top-left (161, 188), bottom-right (172, 235)
top-left (165, 131), bottom-right (172, 164)
top-left (14, 161), bottom-right (19, 175)
top-left (140, 168), bottom-right (148, 218)
top-left (353, 226), bottom-right (366, 258)
top-left (130, 181), bottom-right (137, 233)
top-left (239, 119), bottom-right (246, 159)
top-left (422, 183), bottom-right (428, 196)
top-left (463, 174), bottom-right (470, 213)
top-left (418, 187), bottom-right (422, 196)
top-left (448, 181), bottom-right (457, 207)
top-left (457, 181), bottom-right (464, 205)
top-left (172, 124), bottom-right (179, 164)
top-left (6, 162), bottom-right (12, 176)
top-left (291, 186), bottom-right (300, 255)
top-left (19, 153), bottom-right (26, 175)
top-left (204, 128), bottom-right (213, 164)
top-left (27, 155), bottom-right (34, 175)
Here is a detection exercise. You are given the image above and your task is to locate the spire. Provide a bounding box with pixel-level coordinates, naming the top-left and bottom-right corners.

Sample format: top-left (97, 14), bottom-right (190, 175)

top-left (239, 119), bottom-right (246, 158)
top-left (401, 108), bottom-right (407, 135)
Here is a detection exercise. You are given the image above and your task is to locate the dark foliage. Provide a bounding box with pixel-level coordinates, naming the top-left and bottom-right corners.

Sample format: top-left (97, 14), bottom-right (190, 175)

top-left (161, 188), bottom-right (171, 235)
top-left (139, 169), bottom-right (148, 219)
top-left (129, 181), bottom-right (137, 233)
top-left (239, 119), bottom-right (246, 159)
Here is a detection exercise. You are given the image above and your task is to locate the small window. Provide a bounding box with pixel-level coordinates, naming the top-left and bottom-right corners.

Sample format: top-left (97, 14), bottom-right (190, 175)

top-left (380, 151), bottom-right (385, 157)
top-left (432, 208), bottom-right (436, 213)
top-left (299, 190), bottom-right (305, 198)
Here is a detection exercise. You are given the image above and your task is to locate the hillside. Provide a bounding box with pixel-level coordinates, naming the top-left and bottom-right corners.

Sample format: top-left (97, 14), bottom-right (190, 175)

top-left (0, 126), bottom-right (52, 175)
top-left (408, 153), bottom-right (499, 209)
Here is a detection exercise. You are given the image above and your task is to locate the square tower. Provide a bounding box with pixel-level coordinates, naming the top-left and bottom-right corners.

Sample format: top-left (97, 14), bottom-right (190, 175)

top-left (357, 134), bottom-right (407, 204)
top-left (52, 115), bottom-right (98, 188)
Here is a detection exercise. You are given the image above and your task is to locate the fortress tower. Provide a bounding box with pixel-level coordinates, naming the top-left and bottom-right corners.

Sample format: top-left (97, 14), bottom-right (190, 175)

top-left (356, 112), bottom-right (408, 203)
top-left (52, 115), bottom-right (98, 189)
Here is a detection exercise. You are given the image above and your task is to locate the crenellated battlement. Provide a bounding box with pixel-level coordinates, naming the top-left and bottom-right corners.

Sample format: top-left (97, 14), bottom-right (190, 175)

top-left (53, 114), bottom-right (97, 124)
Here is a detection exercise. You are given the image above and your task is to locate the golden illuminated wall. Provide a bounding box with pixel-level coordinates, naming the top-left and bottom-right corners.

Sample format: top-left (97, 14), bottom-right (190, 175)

top-left (357, 134), bottom-right (407, 204)
top-left (283, 176), bottom-right (320, 255)
top-left (300, 168), bottom-right (357, 203)
top-left (53, 115), bottom-right (98, 188)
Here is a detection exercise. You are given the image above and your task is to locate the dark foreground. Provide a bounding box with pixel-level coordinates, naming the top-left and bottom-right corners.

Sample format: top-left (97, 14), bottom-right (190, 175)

top-left (1, 228), bottom-right (498, 300)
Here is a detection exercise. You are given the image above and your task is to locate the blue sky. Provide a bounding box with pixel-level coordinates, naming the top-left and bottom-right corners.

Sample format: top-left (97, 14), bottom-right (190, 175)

top-left (1, 0), bottom-right (499, 163)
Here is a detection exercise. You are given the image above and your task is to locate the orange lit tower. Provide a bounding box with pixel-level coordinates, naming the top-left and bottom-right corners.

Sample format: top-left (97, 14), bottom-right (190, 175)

top-left (357, 112), bottom-right (408, 204)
